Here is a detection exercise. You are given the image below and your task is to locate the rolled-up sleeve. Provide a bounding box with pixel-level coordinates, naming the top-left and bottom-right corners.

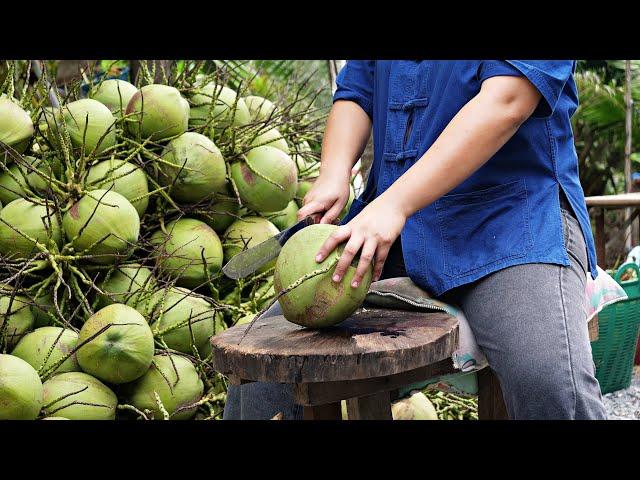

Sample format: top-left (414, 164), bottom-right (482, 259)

top-left (478, 60), bottom-right (575, 118)
top-left (333, 60), bottom-right (375, 119)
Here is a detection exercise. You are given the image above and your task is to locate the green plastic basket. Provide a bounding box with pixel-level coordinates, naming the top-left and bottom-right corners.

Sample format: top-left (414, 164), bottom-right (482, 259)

top-left (591, 262), bottom-right (640, 394)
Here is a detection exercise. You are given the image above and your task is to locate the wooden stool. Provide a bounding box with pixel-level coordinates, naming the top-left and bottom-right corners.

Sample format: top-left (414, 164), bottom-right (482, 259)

top-left (211, 308), bottom-right (509, 420)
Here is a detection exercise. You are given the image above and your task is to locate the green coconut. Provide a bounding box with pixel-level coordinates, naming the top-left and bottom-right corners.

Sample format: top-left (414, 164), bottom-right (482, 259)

top-left (265, 200), bottom-right (299, 231)
top-left (86, 160), bottom-right (149, 217)
top-left (244, 95), bottom-right (277, 122)
top-left (339, 184), bottom-right (356, 221)
top-left (293, 142), bottom-right (320, 178)
top-left (63, 189), bottom-right (140, 264)
top-left (159, 132), bottom-right (227, 203)
top-left (0, 294), bottom-right (34, 348)
top-left (77, 303), bottom-right (154, 384)
top-left (0, 95), bottom-right (34, 154)
top-left (294, 178), bottom-right (315, 207)
top-left (125, 353), bottom-right (204, 420)
top-left (0, 156), bottom-right (60, 205)
top-left (145, 287), bottom-right (225, 355)
top-left (391, 391), bottom-right (439, 420)
top-left (90, 79), bottom-right (138, 116)
top-left (126, 84), bottom-right (190, 141)
top-left (189, 83), bottom-right (251, 129)
top-left (274, 224), bottom-right (372, 328)
top-left (0, 354), bottom-right (43, 420)
top-left (250, 127), bottom-right (289, 153)
top-left (223, 216), bottom-right (279, 273)
top-left (42, 372), bottom-right (117, 420)
top-left (150, 218), bottom-right (223, 288)
top-left (60, 99), bottom-right (116, 155)
top-left (96, 264), bottom-right (155, 309)
top-left (200, 193), bottom-right (240, 233)
top-left (11, 327), bottom-right (80, 375)
top-left (230, 145), bottom-right (298, 213)
top-left (235, 313), bottom-right (255, 326)
top-left (0, 199), bottom-right (62, 259)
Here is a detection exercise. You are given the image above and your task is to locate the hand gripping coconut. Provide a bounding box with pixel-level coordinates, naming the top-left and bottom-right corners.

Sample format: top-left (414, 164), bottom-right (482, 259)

top-left (273, 223), bottom-right (373, 328)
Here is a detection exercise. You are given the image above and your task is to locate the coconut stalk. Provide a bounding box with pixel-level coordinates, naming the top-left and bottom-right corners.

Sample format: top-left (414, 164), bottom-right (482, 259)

top-left (0, 59), bottom-right (330, 420)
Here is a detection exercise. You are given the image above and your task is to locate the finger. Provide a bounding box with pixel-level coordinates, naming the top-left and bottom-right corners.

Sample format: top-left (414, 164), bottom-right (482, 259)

top-left (297, 200), bottom-right (324, 221)
top-left (332, 234), bottom-right (364, 282)
top-left (372, 243), bottom-right (392, 282)
top-left (351, 239), bottom-right (377, 288)
top-left (316, 225), bottom-right (351, 263)
top-left (320, 198), bottom-right (347, 225)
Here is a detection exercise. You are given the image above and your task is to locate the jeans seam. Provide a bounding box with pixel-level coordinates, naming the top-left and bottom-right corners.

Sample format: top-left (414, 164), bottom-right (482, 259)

top-left (559, 249), bottom-right (579, 419)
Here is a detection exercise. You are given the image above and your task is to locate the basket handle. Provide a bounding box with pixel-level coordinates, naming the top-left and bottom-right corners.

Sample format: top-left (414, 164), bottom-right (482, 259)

top-left (614, 262), bottom-right (640, 285)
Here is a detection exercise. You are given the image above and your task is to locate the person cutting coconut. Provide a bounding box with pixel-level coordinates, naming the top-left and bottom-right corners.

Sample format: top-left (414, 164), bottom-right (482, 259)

top-left (224, 60), bottom-right (607, 420)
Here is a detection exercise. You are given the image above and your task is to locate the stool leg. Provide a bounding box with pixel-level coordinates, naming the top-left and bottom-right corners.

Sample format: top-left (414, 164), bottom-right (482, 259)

top-left (477, 368), bottom-right (509, 420)
top-left (302, 402), bottom-right (342, 420)
top-left (346, 391), bottom-right (393, 420)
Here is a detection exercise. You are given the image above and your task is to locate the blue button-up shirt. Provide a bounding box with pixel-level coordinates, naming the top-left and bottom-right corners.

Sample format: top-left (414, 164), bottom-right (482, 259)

top-left (335, 60), bottom-right (597, 296)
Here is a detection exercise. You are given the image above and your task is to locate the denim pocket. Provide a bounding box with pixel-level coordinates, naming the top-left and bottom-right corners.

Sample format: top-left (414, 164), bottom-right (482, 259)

top-left (435, 179), bottom-right (533, 278)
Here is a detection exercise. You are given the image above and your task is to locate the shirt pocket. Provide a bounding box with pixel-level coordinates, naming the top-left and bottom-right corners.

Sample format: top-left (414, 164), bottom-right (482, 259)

top-left (434, 179), bottom-right (533, 278)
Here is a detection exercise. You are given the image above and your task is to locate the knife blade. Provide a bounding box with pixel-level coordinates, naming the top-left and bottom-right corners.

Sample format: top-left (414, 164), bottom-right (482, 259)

top-left (222, 216), bottom-right (316, 280)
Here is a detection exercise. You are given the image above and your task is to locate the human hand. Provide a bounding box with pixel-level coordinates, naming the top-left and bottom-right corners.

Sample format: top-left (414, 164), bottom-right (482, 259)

top-left (297, 172), bottom-right (352, 225)
top-left (314, 197), bottom-right (407, 287)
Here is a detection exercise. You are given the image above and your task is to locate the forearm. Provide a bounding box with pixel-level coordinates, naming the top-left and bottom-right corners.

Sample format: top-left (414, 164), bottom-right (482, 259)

top-left (379, 77), bottom-right (541, 218)
top-left (320, 100), bottom-right (372, 181)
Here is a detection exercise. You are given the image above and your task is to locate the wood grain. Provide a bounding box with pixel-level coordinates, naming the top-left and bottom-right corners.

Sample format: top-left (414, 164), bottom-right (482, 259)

top-left (211, 308), bottom-right (459, 383)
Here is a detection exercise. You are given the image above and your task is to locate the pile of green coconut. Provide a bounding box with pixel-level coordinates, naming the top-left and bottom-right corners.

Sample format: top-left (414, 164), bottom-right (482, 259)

top-left (0, 60), bottom-right (342, 420)
top-left (0, 61), bottom-right (437, 421)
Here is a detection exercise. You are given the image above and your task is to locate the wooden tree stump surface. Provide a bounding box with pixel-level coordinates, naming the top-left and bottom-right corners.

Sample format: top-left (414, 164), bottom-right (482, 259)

top-left (210, 308), bottom-right (459, 384)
